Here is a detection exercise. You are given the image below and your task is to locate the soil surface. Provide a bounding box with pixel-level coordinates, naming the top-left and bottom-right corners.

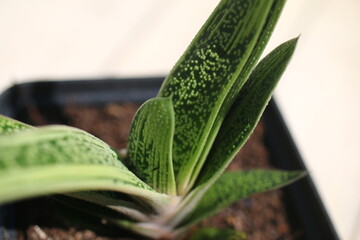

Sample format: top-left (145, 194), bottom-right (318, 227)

top-left (12, 103), bottom-right (300, 240)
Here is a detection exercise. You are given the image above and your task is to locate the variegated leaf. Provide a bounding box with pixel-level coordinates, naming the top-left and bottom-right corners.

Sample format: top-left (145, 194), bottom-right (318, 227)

top-left (196, 37), bottom-right (299, 187)
top-left (127, 97), bottom-right (176, 195)
top-left (157, 0), bottom-right (285, 195)
top-left (187, 0), bottom-right (287, 192)
top-left (163, 38), bottom-right (299, 227)
top-left (180, 170), bottom-right (305, 227)
top-left (0, 125), bottom-right (170, 212)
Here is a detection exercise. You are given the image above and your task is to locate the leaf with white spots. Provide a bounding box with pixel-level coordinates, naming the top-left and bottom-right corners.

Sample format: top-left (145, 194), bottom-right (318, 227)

top-left (180, 170), bottom-right (305, 227)
top-left (195, 37), bottom-right (299, 188)
top-left (162, 38), bottom-right (299, 228)
top-left (0, 125), bottom-right (170, 211)
top-left (127, 97), bottom-right (176, 195)
top-left (157, 0), bottom-right (287, 195)
top-left (187, 0), bottom-right (287, 191)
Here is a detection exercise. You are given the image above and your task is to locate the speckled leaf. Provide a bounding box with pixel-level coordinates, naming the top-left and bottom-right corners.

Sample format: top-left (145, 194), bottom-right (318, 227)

top-left (0, 125), bottom-right (170, 211)
top-left (0, 115), bottom-right (33, 135)
top-left (157, 0), bottom-right (285, 194)
top-left (180, 170), bottom-right (305, 227)
top-left (196, 38), bottom-right (299, 187)
top-left (166, 38), bottom-right (298, 226)
top-left (186, 0), bottom-right (287, 192)
top-left (127, 97), bottom-right (176, 195)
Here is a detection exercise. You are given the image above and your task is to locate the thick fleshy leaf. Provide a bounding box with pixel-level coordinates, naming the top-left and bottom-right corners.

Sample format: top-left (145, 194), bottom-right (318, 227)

top-left (196, 37), bottom-right (299, 187)
top-left (180, 170), bottom-right (305, 227)
top-left (165, 38), bottom-right (299, 226)
top-left (186, 0), bottom-right (287, 192)
top-left (127, 97), bottom-right (176, 195)
top-left (0, 125), bottom-right (170, 211)
top-left (157, 0), bottom-right (285, 195)
top-left (0, 115), bottom-right (33, 135)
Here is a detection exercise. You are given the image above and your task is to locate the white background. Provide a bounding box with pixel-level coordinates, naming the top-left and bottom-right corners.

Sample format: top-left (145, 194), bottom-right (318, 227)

top-left (0, 1), bottom-right (359, 239)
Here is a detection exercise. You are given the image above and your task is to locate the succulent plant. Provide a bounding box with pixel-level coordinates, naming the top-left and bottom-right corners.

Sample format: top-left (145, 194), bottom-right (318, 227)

top-left (0, 0), bottom-right (303, 239)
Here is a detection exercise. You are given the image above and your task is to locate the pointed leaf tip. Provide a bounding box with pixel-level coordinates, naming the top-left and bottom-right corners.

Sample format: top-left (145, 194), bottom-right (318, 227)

top-left (194, 37), bottom-right (299, 189)
top-left (181, 170), bottom-right (305, 227)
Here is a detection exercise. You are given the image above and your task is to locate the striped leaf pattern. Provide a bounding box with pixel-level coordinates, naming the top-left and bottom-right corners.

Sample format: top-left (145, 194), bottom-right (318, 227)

top-left (0, 123), bottom-right (170, 211)
top-left (0, 0), bottom-right (303, 239)
top-left (180, 170), bottom-right (305, 227)
top-left (186, 0), bottom-right (287, 192)
top-left (159, 39), bottom-right (299, 228)
top-left (157, 0), bottom-right (286, 194)
top-left (127, 97), bottom-right (176, 195)
top-left (196, 37), bottom-right (299, 187)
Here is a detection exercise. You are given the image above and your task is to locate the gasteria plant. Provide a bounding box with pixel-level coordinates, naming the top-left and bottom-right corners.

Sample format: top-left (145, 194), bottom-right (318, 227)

top-left (0, 0), bottom-right (304, 239)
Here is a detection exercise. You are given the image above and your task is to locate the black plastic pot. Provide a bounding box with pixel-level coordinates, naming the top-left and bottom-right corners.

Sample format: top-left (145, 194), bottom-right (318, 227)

top-left (0, 77), bottom-right (339, 240)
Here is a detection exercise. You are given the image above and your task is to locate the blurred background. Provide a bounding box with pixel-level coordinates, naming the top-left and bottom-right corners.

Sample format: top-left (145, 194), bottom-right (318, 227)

top-left (0, 1), bottom-right (359, 239)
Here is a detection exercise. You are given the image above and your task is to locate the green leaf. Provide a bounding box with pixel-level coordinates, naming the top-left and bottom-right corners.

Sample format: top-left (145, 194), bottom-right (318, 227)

top-left (187, 0), bottom-right (287, 192)
top-left (157, 0), bottom-right (284, 195)
top-left (187, 227), bottom-right (246, 240)
top-left (0, 125), bottom-right (170, 212)
top-left (0, 115), bottom-right (33, 135)
top-left (196, 37), bottom-right (299, 187)
top-left (165, 38), bottom-right (299, 227)
top-left (180, 170), bottom-right (305, 227)
top-left (127, 97), bottom-right (176, 195)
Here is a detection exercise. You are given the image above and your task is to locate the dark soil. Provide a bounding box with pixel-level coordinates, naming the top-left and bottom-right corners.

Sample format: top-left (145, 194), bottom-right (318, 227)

top-left (11, 102), bottom-right (299, 240)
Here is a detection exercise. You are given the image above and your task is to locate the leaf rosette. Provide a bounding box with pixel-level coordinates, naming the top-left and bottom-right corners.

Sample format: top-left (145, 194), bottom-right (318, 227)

top-left (0, 0), bottom-right (304, 239)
